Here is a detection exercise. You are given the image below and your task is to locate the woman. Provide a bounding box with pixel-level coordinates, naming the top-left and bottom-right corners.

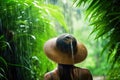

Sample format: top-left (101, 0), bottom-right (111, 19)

top-left (44, 34), bottom-right (93, 80)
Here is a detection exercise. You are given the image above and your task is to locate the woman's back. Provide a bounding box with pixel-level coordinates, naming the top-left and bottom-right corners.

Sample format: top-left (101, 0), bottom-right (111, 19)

top-left (44, 66), bottom-right (93, 80)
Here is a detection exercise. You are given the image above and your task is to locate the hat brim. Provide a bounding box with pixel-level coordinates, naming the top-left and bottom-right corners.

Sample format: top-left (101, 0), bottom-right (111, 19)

top-left (44, 38), bottom-right (87, 64)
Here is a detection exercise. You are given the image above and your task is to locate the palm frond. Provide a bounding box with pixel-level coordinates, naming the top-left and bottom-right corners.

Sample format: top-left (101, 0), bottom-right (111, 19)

top-left (74, 0), bottom-right (120, 79)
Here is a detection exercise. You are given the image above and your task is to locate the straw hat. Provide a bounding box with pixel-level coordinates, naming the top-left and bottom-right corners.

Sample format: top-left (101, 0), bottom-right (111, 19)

top-left (43, 34), bottom-right (87, 64)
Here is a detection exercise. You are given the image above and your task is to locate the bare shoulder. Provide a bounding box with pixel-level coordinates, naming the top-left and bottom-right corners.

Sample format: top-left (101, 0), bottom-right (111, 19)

top-left (44, 69), bottom-right (58, 80)
top-left (74, 67), bottom-right (93, 80)
top-left (75, 67), bottom-right (91, 74)
top-left (44, 72), bottom-right (51, 80)
top-left (81, 68), bottom-right (93, 80)
top-left (81, 68), bottom-right (91, 74)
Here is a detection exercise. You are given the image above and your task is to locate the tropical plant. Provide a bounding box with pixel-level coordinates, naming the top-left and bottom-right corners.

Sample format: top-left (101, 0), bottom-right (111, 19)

top-left (0, 0), bottom-right (67, 80)
top-left (74, 27), bottom-right (109, 76)
top-left (74, 0), bottom-right (120, 79)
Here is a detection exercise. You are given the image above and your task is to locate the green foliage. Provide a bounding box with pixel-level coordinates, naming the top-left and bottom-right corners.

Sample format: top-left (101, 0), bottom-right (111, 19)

top-left (0, 57), bottom-right (7, 80)
top-left (74, 26), bottom-right (109, 76)
top-left (0, 0), bottom-right (67, 80)
top-left (107, 63), bottom-right (120, 80)
top-left (74, 0), bottom-right (120, 79)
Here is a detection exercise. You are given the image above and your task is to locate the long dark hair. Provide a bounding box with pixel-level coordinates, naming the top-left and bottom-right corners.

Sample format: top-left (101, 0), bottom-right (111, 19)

top-left (58, 64), bottom-right (74, 80)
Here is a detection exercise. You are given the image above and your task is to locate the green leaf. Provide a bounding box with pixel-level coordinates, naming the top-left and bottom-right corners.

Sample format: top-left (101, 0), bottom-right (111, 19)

top-left (0, 57), bottom-right (7, 67)
top-left (40, 4), bottom-right (68, 32)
